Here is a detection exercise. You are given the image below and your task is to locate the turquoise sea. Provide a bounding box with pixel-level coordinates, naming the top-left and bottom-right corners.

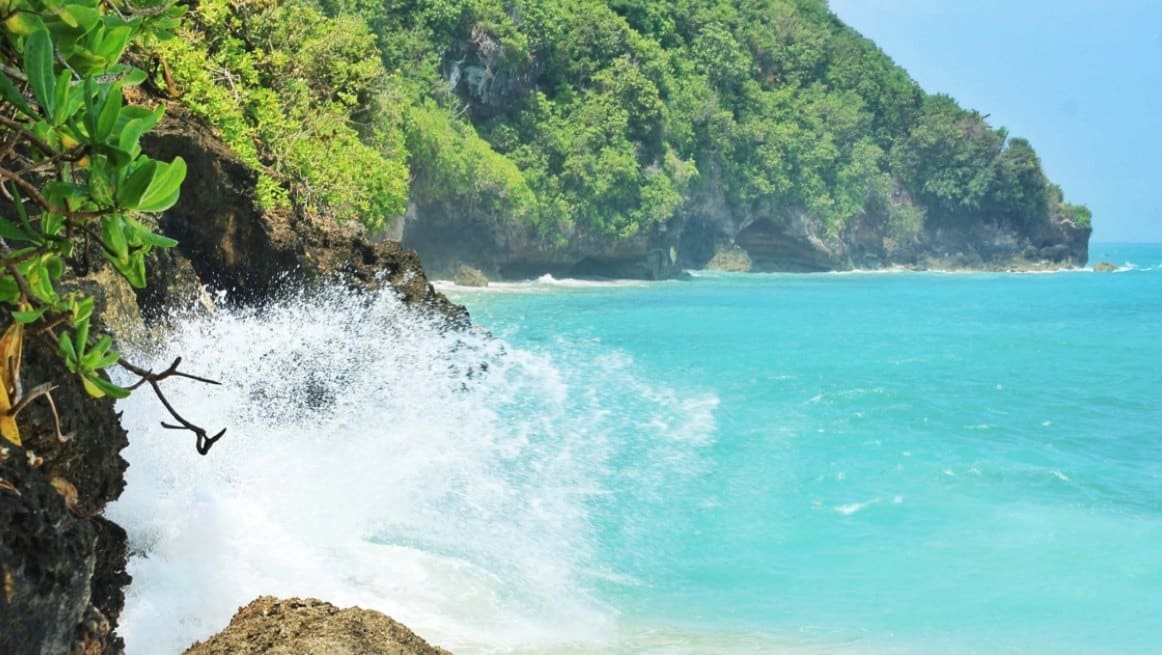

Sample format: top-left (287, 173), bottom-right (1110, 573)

top-left (111, 244), bottom-right (1161, 654)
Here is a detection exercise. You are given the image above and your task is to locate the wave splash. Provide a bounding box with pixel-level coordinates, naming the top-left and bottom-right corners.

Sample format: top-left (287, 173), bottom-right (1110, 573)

top-left (108, 284), bottom-right (715, 654)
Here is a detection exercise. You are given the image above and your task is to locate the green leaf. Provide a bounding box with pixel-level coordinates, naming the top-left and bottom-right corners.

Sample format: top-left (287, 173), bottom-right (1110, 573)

top-left (81, 372), bottom-right (130, 399)
top-left (101, 214), bottom-right (129, 263)
top-left (125, 218), bottom-right (178, 247)
top-left (4, 12), bottom-right (47, 38)
top-left (134, 157), bottom-right (186, 212)
top-left (87, 162), bottom-right (116, 206)
top-left (44, 254), bottom-right (63, 280)
top-left (96, 85), bottom-right (122, 142)
top-left (122, 250), bottom-right (146, 288)
top-left (41, 212), bottom-right (65, 238)
top-left (0, 73), bottom-right (34, 118)
top-left (73, 317), bottom-right (90, 358)
top-left (48, 0), bottom-right (79, 28)
top-left (72, 296), bottom-right (93, 323)
top-left (0, 217), bottom-right (30, 242)
top-left (81, 334), bottom-right (118, 369)
top-left (94, 24), bottom-right (134, 64)
top-left (11, 306), bottom-right (48, 324)
top-left (0, 279), bottom-right (19, 305)
top-left (44, 181), bottom-right (87, 208)
top-left (25, 29), bottom-right (56, 120)
top-left (52, 68), bottom-right (71, 126)
top-left (60, 5), bottom-right (100, 33)
top-left (116, 160), bottom-right (156, 209)
top-left (58, 330), bottom-right (78, 372)
top-left (116, 106), bottom-right (163, 159)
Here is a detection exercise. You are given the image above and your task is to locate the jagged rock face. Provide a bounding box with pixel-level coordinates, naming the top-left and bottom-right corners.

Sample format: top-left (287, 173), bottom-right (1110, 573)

top-left (445, 26), bottom-right (541, 122)
top-left (183, 597), bottom-right (452, 655)
top-left (142, 106), bottom-right (468, 327)
top-left (0, 331), bottom-right (131, 655)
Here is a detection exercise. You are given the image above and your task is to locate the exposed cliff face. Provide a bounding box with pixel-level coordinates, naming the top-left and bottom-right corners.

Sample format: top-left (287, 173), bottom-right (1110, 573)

top-left (142, 106), bottom-right (468, 327)
top-left (402, 202), bottom-right (683, 281)
top-left (404, 192), bottom-right (1090, 279)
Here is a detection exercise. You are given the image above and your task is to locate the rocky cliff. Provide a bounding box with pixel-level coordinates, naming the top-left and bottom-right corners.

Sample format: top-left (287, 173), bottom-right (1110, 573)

top-left (0, 102), bottom-right (465, 655)
top-left (404, 188), bottom-right (1091, 280)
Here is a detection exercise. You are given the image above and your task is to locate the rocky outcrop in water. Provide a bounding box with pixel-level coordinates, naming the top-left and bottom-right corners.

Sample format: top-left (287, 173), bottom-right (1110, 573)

top-left (183, 597), bottom-right (452, 655)
top-left (453, 265), bottom-right (489, 287)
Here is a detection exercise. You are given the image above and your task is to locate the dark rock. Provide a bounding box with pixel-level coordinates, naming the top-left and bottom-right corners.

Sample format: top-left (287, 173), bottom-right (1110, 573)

top-left (453, 265), bottom-right (489, 287)
top-left (1, 326), bottom-right (132, 655)
top-left (142, 104), bottom-right (468, 327)
top-left (1093, 261), bottom-right (1118, 272)
top-left (183, 596), bottom-right (453, 655)
top-left (0, 444), bottom-right (97, 655)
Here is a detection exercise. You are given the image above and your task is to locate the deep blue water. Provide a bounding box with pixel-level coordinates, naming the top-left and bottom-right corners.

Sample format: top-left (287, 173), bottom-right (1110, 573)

top-left (443, 244), bottom-right (1162, 654)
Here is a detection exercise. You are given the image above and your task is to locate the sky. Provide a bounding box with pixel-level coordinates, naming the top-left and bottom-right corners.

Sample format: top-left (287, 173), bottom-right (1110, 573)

top-left (828, 0), bottom-right (1162, 243)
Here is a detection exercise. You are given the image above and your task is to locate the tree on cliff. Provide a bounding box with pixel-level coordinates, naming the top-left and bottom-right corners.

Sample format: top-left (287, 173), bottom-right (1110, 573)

top-left (0, 0), bottom-right (222, 456)
top-left (153, 0), bottom-right (1091, 261)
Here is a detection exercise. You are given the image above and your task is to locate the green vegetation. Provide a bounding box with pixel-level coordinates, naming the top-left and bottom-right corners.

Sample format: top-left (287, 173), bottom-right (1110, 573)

top-left (0, 0), bottom-right (220, 453)
top-left (161, 0), bottom-right (1090, 245)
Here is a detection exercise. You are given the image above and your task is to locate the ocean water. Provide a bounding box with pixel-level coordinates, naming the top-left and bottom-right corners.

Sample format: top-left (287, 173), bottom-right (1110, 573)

top-left (109, 243), bottom-right (1162, 654)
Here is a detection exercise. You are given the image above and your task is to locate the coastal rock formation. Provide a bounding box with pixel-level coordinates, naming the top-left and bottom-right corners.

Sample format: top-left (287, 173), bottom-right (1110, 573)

top-left (1093, 261), bottom-right (1118, 272)
top-left (0, 335), bottom-right (130, 655)
top-left (705, 246), bottom-right (753, 272)
top-left (453, 265), bottom-right (489, 287)
top-left (183, 597), bottom-right (452, 655)
top-left (141, 105), bottom-right (468, 328)
top-left (405, 196), bottom-right (1091, 279)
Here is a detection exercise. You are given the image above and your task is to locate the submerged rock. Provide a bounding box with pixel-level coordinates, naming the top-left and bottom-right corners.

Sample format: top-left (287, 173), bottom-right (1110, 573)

top-left (183, 597), bottom-right (452, 655)
top-left (453, 264), bottom-right (489, 287)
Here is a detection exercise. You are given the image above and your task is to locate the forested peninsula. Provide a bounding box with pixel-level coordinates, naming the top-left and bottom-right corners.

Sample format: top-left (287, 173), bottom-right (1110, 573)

top-left (157, 0), bottom-right (1091, 278)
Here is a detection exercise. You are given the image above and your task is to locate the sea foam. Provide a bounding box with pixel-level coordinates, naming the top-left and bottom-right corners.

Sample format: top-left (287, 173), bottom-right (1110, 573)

top-left (108, 282), bottom-right (716, 654)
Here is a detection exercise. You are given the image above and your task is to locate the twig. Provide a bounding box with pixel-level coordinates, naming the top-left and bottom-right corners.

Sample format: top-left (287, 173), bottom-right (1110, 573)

top-left (119, 356), bottom-right (225, 455)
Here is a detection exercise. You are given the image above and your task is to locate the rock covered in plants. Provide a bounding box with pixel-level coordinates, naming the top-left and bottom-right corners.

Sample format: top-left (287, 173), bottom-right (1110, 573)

top-left (139, 104), bottom-right (468, 327)
top-left (183, 596), bottom-right (453, 655)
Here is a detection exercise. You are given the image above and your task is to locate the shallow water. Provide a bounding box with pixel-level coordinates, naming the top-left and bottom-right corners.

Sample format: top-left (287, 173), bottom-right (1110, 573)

top-left (111, 244), bottom-right (1162, 653)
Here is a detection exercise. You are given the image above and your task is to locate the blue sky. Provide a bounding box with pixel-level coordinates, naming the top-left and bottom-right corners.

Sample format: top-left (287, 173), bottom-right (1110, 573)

top-left (828, 0), bottom-right (1162, 243)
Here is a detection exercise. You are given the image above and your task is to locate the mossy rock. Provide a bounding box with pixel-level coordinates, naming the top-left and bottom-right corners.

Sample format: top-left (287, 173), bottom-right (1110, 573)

top-left (705, 247), bottom-right (753, 272)
top-left (453, 265), bottom-right (489, 287)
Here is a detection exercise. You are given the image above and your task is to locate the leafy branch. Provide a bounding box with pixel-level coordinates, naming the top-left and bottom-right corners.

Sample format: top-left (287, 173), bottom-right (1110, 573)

top-left (0, 0), bottom-right (224, 454)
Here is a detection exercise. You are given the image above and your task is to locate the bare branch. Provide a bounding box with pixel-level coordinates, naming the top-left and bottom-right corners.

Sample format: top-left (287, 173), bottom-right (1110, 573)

top-left (118, 356), bottom-right (225, 455)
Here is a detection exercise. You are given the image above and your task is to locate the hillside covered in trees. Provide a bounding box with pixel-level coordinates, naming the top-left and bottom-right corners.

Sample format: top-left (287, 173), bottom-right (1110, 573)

top-left (150, 0), bottom-right (1092, 277)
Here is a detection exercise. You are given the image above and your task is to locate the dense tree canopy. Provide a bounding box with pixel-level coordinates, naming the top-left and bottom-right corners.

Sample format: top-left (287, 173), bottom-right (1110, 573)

top-left (156, 0), bottom-right (1091, 246)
